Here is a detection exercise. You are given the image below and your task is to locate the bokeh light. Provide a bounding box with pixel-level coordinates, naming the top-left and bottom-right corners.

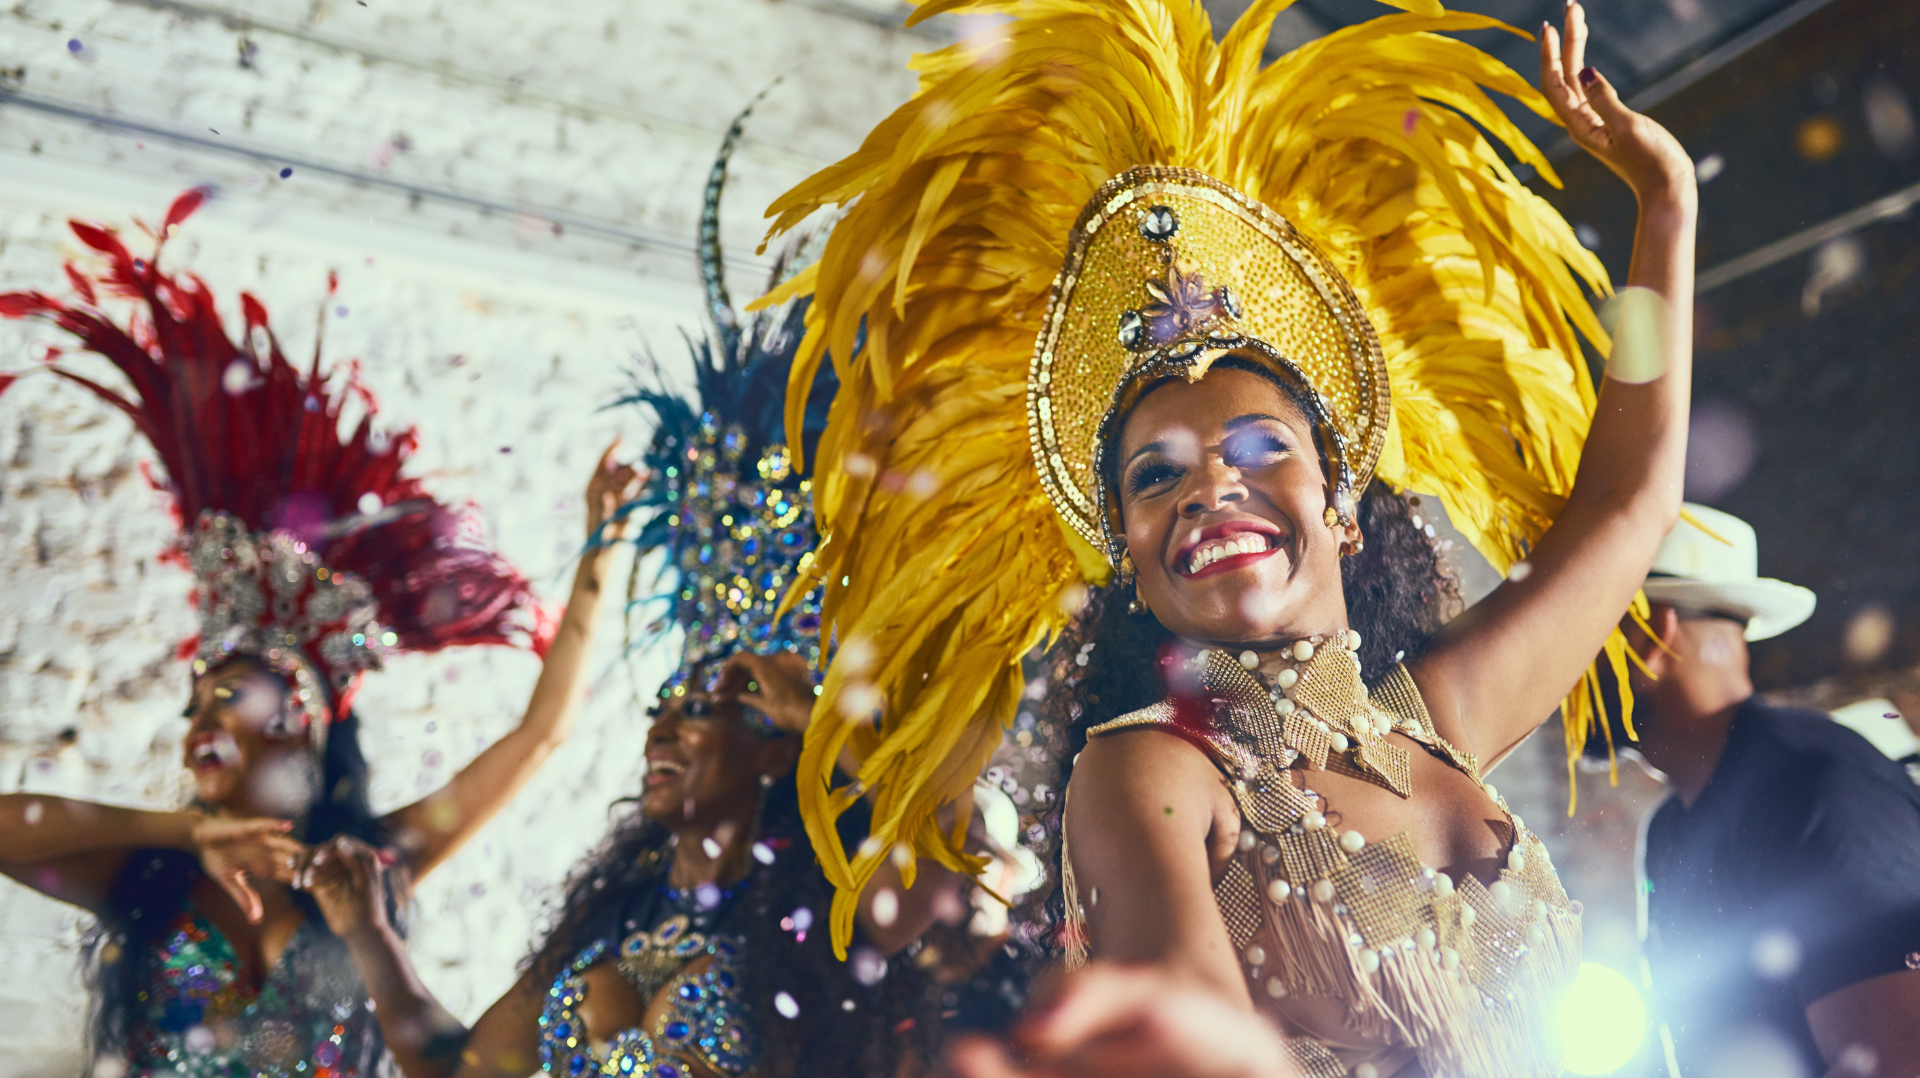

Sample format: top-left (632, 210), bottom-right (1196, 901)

top-left (1685, 400), bottom-right (1759, 502)
top-left (1556, 962), bottom-right (1647, 1075)
top-left (1795, 115), bottom-right (1844, 160)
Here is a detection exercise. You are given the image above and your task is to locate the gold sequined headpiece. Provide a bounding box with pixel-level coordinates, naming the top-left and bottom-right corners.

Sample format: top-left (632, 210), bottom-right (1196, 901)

top-left (1030, 167), bottom-right (1389, 564)
top-left (759, 0), bottom-right (1624, 952)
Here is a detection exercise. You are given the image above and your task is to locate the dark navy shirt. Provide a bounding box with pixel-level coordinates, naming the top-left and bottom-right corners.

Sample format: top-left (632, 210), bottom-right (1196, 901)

top-left (1644, 697), bottom-right (1920, 1076)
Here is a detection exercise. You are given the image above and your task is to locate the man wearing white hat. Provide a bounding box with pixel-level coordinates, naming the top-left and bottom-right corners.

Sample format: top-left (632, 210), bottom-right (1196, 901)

top-left (1621, 504), bottom-right (1920, 1078)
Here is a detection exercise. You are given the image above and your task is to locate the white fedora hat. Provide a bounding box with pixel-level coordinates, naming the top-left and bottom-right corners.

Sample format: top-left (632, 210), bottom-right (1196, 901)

top-left (1642, 503), bottom-right (1816, 641)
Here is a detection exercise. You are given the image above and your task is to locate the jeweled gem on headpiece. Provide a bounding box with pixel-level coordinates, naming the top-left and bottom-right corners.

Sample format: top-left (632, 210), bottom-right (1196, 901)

top-left (1139, 205), bottom-right (1179, 242)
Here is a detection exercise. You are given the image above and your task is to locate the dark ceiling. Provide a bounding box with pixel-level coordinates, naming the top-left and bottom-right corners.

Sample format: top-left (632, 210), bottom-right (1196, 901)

top-left (1203, 0), bottom-right (1822, 143)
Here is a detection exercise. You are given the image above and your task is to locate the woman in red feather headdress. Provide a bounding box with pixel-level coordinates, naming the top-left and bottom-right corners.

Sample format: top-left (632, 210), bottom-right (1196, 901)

top-left (0, 191), bottom-right (639, 1078)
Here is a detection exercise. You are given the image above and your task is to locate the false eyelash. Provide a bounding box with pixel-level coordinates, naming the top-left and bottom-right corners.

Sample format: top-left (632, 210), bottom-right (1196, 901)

top-left (1125, 461), bottom-right (1182, 495)
top-left (1223, 430), bottom-right (1290, 460)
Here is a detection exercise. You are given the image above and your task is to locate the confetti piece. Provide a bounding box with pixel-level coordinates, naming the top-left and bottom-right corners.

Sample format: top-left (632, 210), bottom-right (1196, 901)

top-left (221, 359), bottom-right (254, 396)
top-left (1402, 108), bottom-right (1419, 133)
top-left (774, 992), bottom-right (799, 1019)
top-left (851, 947), bottom-right (887, 985)
top-left (279, 167), bottom-right (293, 179)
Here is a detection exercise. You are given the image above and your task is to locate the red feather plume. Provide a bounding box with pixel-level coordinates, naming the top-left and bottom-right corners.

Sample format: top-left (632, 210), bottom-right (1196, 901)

top-left (0, 192), bottom-right (554, 668)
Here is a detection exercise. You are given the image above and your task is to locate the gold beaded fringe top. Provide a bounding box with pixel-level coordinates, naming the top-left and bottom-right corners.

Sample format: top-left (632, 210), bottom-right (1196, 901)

top-left (1060, 637), bottom-right (1580, 1078)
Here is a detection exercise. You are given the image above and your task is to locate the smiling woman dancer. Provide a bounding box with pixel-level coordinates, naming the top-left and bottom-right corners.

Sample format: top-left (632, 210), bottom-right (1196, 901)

top-left (757, 0), bottom-right (1694, 1075)
top-left (0, 194), bottom-right (627, 1078)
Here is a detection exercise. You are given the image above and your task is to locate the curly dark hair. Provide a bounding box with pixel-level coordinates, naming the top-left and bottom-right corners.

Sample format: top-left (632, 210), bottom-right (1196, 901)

top-left (526, 767), bottom-right (941, 1078)
top-left (1037, 361), bottom-right (1459, 950)
top-left (84, 660), bottom-right (397, 1061)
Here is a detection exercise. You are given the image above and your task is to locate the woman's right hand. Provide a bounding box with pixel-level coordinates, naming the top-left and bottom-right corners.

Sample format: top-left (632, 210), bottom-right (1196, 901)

top-left (190, 814), bottom-right (306, 924)
top-left (585, 438), bottom-right (645, 549)
top-left (728, 649), bottom-right (818, 735)
top-left (1540, 2), bottom-right (1694, 202)
top-left (300, 834), bottom-right (396, 942)
top-left (946, 963), bottom-right (1298, 1078)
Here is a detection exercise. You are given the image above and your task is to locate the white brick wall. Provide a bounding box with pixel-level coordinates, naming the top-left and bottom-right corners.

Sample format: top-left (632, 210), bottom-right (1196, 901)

top-left (0, 1), bottom-right (930, 1071)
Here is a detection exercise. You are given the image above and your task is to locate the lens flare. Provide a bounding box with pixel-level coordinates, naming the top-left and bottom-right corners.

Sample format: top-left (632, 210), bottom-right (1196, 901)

top-left (1556, 962), bottom-right (1647, 1075)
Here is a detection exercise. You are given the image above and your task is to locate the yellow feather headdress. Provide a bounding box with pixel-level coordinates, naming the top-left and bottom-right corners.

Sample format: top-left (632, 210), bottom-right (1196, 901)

top-left (760, 0), bottom-right (1631, 953)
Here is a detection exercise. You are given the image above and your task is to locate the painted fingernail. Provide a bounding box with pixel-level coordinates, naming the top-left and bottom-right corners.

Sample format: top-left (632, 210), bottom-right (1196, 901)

top-left (1579, 67), bottom-right (1599, 86)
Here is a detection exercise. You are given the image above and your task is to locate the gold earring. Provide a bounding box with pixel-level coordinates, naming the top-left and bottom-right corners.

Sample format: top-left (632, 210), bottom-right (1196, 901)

top-left (1118, 551), bottom-right (1149, 614)
top-left (1324, 507), bottom-right (1340, 529)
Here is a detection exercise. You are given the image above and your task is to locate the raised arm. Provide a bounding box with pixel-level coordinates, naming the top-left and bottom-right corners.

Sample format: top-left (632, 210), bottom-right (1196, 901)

top-left (385, 443), bottom-right (643, 877)
top-left (1409, 0), bottom-right (1697, 765)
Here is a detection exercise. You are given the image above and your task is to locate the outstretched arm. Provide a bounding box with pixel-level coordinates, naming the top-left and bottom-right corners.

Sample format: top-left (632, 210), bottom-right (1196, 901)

top-left (1063, 730), bottom-right (1247, 1002)
top-left (0, 796), bottom-right (303, 919)
top-left (385, 442), bottom-right (644, 878)
top-left (1409, 0), bottom-right (1697, 766)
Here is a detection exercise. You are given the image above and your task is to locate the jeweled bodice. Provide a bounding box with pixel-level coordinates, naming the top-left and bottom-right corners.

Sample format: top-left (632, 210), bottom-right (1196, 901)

top-left (540, 931), bottom-right (759, 1078)
top-left (127, 908), bottom-right (386, 1078)
top-left (1063, 644), bottom-right (1580, 1078)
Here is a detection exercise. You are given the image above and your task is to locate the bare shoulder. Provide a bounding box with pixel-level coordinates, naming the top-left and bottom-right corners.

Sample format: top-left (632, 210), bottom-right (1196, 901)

top-left (1062, 725), bottom-right (1246, 975)
top-left (1066, 726), bottom-right (1230, 844)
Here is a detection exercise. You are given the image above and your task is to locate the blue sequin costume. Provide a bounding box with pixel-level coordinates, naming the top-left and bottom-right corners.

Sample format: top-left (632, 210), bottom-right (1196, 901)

top-left (539, 932), bottom-right (759, 1078)
top-left (537, 877), bottom-right (761, 1078)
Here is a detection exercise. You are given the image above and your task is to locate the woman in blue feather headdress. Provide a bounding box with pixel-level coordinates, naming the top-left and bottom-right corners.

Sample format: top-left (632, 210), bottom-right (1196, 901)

top-left (304, 109), bottom-right (966, 1078)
